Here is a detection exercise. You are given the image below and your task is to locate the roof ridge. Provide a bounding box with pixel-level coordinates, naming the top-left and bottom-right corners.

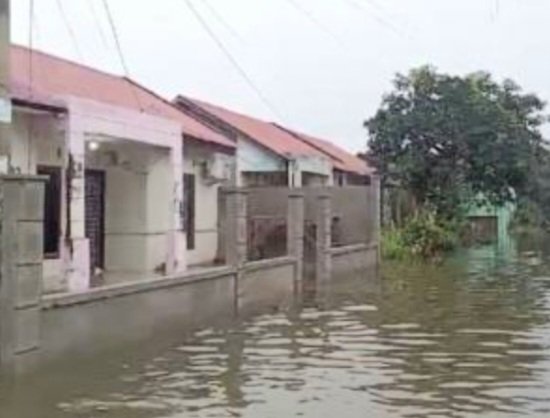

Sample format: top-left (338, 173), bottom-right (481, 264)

top-left (273, 123), bottom-right (346, 164)
top-left (184, 95), bottom-right (274, 125)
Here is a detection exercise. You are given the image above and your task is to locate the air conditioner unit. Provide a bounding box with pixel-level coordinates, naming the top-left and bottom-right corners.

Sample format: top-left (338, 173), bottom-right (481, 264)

top-left (201, 154), bottom-right (233, 185)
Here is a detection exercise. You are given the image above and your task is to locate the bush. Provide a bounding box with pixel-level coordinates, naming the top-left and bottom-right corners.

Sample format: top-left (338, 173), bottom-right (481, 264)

top-left (382, 212), bottom-right (459, 260)
top-left (381, 228), bottom-right (409, 260)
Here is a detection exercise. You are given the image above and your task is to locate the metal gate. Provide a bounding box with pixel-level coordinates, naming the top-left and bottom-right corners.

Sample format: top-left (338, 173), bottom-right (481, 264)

top-left (85, 170), bottom-right (106, 273)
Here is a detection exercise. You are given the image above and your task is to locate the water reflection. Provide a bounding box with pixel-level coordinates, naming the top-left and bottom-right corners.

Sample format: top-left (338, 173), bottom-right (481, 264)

top-left (3, 243), bottom-right (550, 417)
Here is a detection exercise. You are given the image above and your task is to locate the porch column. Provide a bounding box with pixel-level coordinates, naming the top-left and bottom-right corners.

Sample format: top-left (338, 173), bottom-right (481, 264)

top-left (222, 188), bottom-right (248, 267)
top-left (315, 192), bottom-right (332, 284)
top-left (287, 191), bottom-right (304, 284)
top-left (63, 118), bottom-right (90, 292)
top-left (167, 141), bottom-right (185, 274)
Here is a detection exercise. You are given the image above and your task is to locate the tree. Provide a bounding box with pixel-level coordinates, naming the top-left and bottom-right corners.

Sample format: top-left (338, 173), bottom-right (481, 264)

top-left (366, 66), bottom-right (546, 219)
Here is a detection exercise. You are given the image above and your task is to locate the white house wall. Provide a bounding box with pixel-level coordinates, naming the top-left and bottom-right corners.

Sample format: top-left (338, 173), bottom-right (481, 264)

top-left (237, 136), bottom-right (286, 182)
top-left (86, 142), bottom-right (173, 275)
top-left (183, 142), bottom-right (235, 266)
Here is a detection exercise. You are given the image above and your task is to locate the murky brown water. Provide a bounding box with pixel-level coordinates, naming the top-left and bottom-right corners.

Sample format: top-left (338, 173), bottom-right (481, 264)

top-left (3, 244), bottom-right (550, 417)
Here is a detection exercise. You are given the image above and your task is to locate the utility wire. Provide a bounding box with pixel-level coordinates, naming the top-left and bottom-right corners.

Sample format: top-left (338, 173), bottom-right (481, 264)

top-left (344, 0), bottom-right (407, 39)
top-left (55, 0), bottom-right (85, 62)
top-left (87, 0), bottom-right (109, 47)
top-left (100, 0), bottom-right (143, 111)
top-left (285, 0), bottom-right (341, 44)
top-left (183, 0), bottom-right (283, 121)
top-left (202, 0), bottom-right (245, 44)
top-left (101, 0), bottom-right (132, 78)
top-left (27, 0), bottom-right (35, 97)
top-left (27, 0), bottom-right (35, 172)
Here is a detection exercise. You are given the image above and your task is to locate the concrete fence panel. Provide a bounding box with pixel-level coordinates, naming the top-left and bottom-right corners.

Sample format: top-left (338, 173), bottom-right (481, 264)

top-left (0, 175), bottom-right (46, 375)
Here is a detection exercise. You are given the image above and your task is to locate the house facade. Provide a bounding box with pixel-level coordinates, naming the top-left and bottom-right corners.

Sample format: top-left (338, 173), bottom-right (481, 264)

top-left (274, 124), bottom-right (373, 185)
top-left (3, 45), bottom-right (233, 292)
top-left (173, 96), bottom-right (335, 188)
top-left (182, 136), bottom-right (235, 266)
top-left (2, 46), bottom-right (375, 290)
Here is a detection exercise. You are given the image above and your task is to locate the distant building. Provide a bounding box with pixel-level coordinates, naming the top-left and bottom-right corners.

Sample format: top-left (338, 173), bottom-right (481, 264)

top-left (174, 97), bottom-right (330, 188)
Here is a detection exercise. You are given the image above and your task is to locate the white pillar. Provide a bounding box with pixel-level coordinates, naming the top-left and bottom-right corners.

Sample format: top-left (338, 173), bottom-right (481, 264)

top-left (63, 116), bottom-right (90, 292)
top-left (167, 140), bottom-right (186, 274)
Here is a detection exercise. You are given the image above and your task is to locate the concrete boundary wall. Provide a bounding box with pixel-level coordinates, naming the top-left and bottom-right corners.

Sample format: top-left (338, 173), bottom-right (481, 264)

top-left (39, 257), bottom-right (296, 369)
top-left (330, 243), bottom-right (379, 276)
top-left (1, 182), bottom-right (379, 375)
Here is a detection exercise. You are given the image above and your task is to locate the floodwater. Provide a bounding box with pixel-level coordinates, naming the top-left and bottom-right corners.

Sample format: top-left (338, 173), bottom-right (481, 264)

top-left (3, 243), bottom-right (550, 417)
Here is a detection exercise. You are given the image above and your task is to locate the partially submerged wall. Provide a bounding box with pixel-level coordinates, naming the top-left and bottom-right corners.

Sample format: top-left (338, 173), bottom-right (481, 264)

top-left (1, 181), bottom-right (380, 375)
top-left (246, 187), bottom-right (289, 260)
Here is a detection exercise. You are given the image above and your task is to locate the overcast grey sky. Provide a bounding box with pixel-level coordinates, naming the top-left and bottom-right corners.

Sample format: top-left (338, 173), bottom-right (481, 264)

top-left (10, 0), bottom-right (550, 152)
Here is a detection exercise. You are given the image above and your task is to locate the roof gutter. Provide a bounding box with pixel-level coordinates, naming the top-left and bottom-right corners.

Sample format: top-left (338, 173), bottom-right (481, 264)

top-left (12, 97), bottom-right (67, 115)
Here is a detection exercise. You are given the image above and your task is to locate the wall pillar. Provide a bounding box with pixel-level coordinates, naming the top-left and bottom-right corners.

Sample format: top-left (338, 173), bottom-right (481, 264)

top-left (371, 175), bottom-right (381, 262)
top-left (222, 188), bottom-right (248, 267)
top-left (315, 193), bottom-right (332, 283)
top-left (64, 119), bottom-right (90, 292)
top-left (0, 175), bottom-right (45, 375)
top-left (287, 191), bottom-right (304, 284)
top-left (167, 142), bottom-right (185, 274)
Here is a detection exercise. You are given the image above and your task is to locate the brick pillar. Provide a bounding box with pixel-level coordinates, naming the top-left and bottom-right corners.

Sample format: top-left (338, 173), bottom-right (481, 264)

top-left (222, 188), bottom-right (248, 267)
top-left (0, 175), bottom-right (46, 374)
top-left (315, 193), bottom-right (332, 283)
top-left (287, 191), bottom-right (304, 284)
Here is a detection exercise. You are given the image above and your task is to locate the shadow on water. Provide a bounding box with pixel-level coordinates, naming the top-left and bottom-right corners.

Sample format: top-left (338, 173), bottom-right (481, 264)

top-left (3, 236), bottom-right (550, 417)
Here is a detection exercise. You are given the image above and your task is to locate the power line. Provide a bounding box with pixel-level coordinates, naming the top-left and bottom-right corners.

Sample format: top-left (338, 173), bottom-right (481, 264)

top-left (27, 0), bottom-right (35, 172)
top-left (100, 0), bottom-right (143, 111)
top-left (202, 0), bottom-right (245, 44)
top-left (344, 0), bottom-right (407, 39)
top-left (183, 0), bottom-right (283, 121)
top-left (100, 0), bottom-right (131, 77)
top-left (285, 0), bottom-right (341, 44)
top-left (27, 0), bottom-right (35, 96)
top-left (55, 0), bottom-right (85, 62)
top-left (87, 0), bottom-right (109, 48)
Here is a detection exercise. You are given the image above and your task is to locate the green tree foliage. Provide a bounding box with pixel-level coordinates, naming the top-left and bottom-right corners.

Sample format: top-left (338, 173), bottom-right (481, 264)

top-left (366, 66), bottom-right (546, 219)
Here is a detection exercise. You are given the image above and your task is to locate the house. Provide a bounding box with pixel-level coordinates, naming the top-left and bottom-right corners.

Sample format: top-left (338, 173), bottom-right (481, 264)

top-left (273, 124), bottom-right (373, 185)
top-left (466, 198), bottom-right (515, 247)
top-left (3, 45), bottom-right (235, 292)
top-left (173, 97), bottom-right (335, 188)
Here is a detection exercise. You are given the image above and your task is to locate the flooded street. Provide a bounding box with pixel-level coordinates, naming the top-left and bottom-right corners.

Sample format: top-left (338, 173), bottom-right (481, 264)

top-left (3, 245), bottom-right (550, 417)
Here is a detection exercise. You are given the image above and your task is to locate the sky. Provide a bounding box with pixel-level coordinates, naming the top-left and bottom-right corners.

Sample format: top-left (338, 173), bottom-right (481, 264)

top-left (10, 0), bottom-right (550, 153)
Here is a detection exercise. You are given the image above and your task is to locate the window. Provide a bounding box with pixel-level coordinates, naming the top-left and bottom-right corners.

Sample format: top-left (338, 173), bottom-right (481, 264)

top-left (37, 166), bottom-right (62, 257)
top-left (183, 173), bottom-right (196, 250)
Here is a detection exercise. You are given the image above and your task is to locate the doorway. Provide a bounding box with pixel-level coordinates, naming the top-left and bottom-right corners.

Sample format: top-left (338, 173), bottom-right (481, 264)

top-left (85, 169), bottom-right (106, 273)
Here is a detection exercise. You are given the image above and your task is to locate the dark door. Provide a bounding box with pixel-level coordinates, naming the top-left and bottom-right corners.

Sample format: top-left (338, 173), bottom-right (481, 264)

top-left (37, 166), bottom-right (62, 258)
top-left (183, 173), bottom-right (196, 250)
top-left (85, 170), bottom-right (106, 272)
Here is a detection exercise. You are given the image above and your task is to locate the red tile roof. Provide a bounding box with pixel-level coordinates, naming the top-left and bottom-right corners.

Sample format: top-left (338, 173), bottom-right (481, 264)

top-left (187, 98), bottom-right (328, 159)
top-left (10, 45), bottom-right (234, 149)
top-left (275, 125), bottom-right (373, 175)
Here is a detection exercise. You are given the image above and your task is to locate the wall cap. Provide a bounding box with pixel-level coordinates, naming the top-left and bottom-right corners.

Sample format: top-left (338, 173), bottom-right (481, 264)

top-left (42, 266), bottom-right (236, 310)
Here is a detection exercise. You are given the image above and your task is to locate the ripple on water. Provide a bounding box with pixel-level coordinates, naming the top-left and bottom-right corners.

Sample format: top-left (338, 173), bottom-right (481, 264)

top-left (5, 252), bottom-right (550, 418)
